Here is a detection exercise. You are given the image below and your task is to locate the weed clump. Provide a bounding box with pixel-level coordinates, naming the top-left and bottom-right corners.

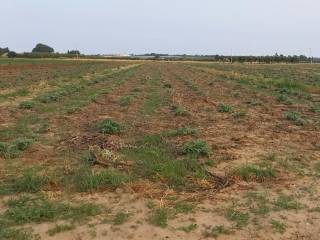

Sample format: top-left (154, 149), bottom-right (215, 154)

top-left (113, 211), bottom-right (130, 225)
top-left (182, 140), bottom-right (210, 157)
top-left (274, 194), bottom-right (302, 210)
top-left (234, 164), bottom-right (276, 182)
top-left (276, 94), bottom-right (293, 105)
top-left (37, 91), bottom-right (63, 103)
top-left (174, 201), bottom-right (196, 214)
top-left (179, 224), bottom-right (197, 233)
top-left (218, 103), bottom-right (233, 113)
top-left (74, 168), bottom-right (130, 192)
top-left (0, 138), bottom-right (33, 159)
top-left (81, 151), bottom-right (96, 166)
top-left (245, 191), bottom-right (270, 216)
top-left (2, 195), bottom-right (101, 225)
top-left (166, 127), bottom-right (197, 137)
top-left (37, 84), bottom-right (84, 103)
top-left (0, 227), bottom-right (33, 240)
top-left (310, 105), bottom-right (320, 114)
top-left (123, 136), bottom-right (207, 190)
top-left (0, 142), bottom-right (7, 155)
top-left (233, 110), bottom-right (247, 119)
top-left (14, 138), bottom-right (33, 151)
top-left (225, 208), bottom-right (249, 228)
top-left (171, 105), bottom-right (189, 116)
top-left (0, 170), bottom-right (48, 195)
top-left (149, 208), bottom-right (170, 228)
top-left (47, 224), bottom-right (75, 236)
top-left (203, 225), bottom-right (230, 238)
top-left (19, 101), bottom-right (34, 110)
top-left (285, 111), bottom-right (305, 126)
top-left (97, 119), bottom-right (122, 134)
top-left (119, 96), bottom-right (132, 107)
top-left (271, 219), bottom-right (286, 233)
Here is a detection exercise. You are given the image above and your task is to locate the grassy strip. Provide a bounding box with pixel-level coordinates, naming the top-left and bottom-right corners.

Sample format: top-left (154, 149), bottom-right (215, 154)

top-left (122, 134), bottom-right (208, 190)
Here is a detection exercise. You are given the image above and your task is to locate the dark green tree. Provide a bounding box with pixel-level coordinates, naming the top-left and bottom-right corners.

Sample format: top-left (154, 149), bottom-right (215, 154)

top-left (7, 51), bottom-right (18, 58)
top-left (67, 50), bottom-right (80, 55)
top-left (0, 47), bottom-right (9, 55)
top-left (32, 43), bottom-right (54, 53)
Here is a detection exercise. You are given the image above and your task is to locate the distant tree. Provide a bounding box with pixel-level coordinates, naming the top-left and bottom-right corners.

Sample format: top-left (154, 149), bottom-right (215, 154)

top-left (32, 43), bottom-right (54, 53)
top-left (0, 47), bottom-right (9, 55)
top-left (7, 51), bottom-right (18, 58)
top-left (67, 50), bottom-right (80, 55)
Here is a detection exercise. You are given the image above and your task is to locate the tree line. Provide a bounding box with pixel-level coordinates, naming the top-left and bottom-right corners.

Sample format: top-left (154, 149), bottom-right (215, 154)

top-left (1, 44), bottom-right (318, 63)
top-left (1, 43), bottom-right (81, 59)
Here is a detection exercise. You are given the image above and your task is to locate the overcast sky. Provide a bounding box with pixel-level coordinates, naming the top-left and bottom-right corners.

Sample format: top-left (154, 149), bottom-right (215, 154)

top-left (1, 0), bottom-right (319, 56)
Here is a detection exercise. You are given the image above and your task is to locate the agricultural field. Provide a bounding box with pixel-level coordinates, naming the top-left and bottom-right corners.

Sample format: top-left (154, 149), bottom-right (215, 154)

top-left (0, 59), bottom-right (320, 240)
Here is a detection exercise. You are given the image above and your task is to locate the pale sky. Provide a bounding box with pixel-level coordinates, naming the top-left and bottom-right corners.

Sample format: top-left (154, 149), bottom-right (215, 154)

top-left (1, 0), bottom-right (319, 56)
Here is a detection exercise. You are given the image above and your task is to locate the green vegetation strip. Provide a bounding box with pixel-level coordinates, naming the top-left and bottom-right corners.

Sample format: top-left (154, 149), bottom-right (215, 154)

top-left (0, 194), bottom-right (101, 239)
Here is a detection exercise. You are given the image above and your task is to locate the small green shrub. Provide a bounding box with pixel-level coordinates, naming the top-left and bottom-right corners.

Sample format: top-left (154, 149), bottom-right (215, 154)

top-left (205, 159), bottom-right (216, 167)
top-left (149, 208), bottom-right (169, 228)
top-left (274, 194), bottom-right (302, 210)
top-left (3, 145), bottom-right (20, 159)
top-left (218, 103), bottom-right (233, 113)
top-left (124, 135), bottom-right (207, 190)
top-left (119, 96), bottom-right (132, 107)
top-left (14, 138), bottom-right (33, 151)
top-left (276, 94), bottom-right (293, 105)
top-left (0, 138), bottom-right (33, 159)
top-left (225, 208), bottom-right (249, 228)
top-left (309, 207), bottom-right (320, 212)
top-left (310, 105), bottom-right (320, 114)
top-left (245, 191), bottom-right (270, 216)
top-left (235, 164), bottom-right (276, 182)
top-left (0, 227), bottom-right (33, 240)
top-left (127, 145), bottom-right (206, 189)
top-left (314, 161), bottom-right (320, 175)
top-left (47, 224), bottom-right (75, 236)
top-left (97, 119), bottom-right (122, 134)
top-left (19, 101), bottom-right (34, 110)
top-left (17, 88), bottom-right (29, 97)
top-left (37, 92), bottom-right (63, 103)
top-left (285, 111), bottom-right (305, 126)
top-left (74, 168), bottom-right (130, 192)
top-left (0, 142), bottom-right (7, 155)
top-left (37, 84), bottom-right (84, 103)
top-left (233, 110), bottom-right (247, 119)
top-left (271, 220), bottom-right (286, 233)
top-left (182, 140), bottom-right (210, 157)
top-left (245, 99), bottom-right (263, 106)
top-left (166, 127), bottom-right (197, 137)
top-left (172, 105), bottom-right (189, 116)
top-left (178, 223), bottom-right (197, 233)
top-left (113, 211), bottom-right (130, 225)
top-left (203, 225), bottom-right (230, 238)
top-left (0, 170), bottom-right (47, 195)
top-left (138, 134), bottom-right (163, 146)
top-left (81, 151), bottom-right (96, 166)
top-left (3, 195), bottom-right (101, 225)
top-left (12, 171), bottom-right (47, 194)
top-left (174, 201), bottom-right (196, 214)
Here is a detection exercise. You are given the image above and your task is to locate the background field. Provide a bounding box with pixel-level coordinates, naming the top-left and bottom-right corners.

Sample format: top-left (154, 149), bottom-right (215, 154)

top-left (0, 59), bottom-right (320, 240)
